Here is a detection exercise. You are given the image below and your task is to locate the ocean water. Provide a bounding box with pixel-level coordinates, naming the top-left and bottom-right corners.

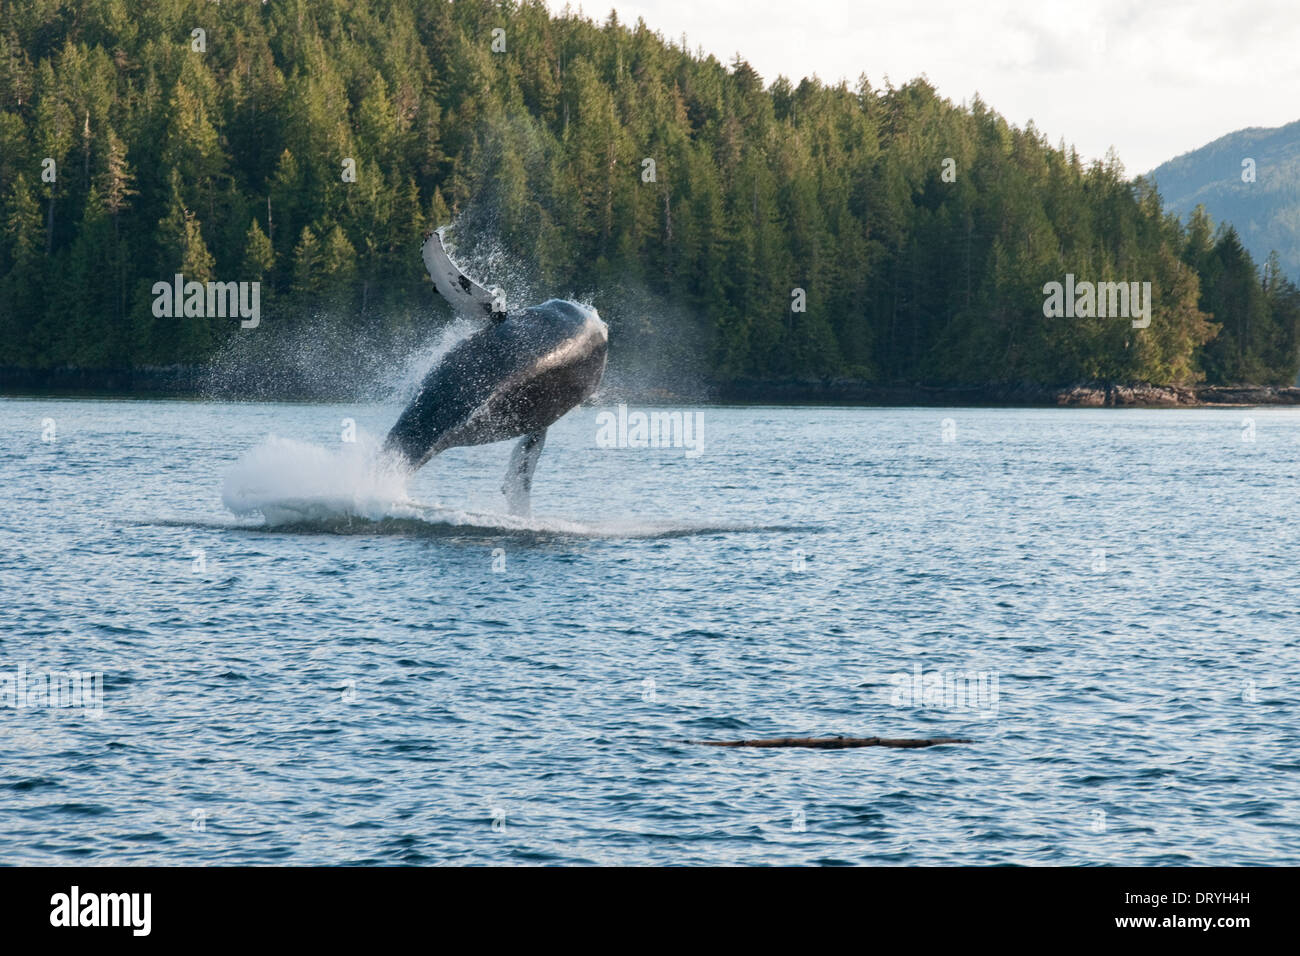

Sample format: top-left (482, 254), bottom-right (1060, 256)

top-left (1, 397), bottom-right (1297, 865)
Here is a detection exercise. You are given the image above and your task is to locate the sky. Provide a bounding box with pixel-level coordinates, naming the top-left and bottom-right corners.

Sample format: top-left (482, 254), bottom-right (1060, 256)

top-left (547, 0), bottom-right (1300, 175)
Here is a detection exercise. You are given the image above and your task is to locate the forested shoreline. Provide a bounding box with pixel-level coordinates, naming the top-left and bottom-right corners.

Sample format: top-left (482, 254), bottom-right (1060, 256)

top-left (2, 0), bottom-right (1299, 397)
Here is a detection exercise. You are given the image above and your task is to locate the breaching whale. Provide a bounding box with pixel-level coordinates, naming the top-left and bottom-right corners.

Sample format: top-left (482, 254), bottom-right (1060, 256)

top-left (383, 229), bottom-right (608, 515)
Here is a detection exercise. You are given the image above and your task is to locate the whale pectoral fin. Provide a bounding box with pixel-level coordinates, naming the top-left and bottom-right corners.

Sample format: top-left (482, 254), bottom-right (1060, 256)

top-left (422, 227), bottom-right (504, 320)
top-left (502, 429), bottom-right (547, 517)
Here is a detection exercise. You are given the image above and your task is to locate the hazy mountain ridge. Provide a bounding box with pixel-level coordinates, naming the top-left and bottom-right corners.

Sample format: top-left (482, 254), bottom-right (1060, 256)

top-left (1148, 119), bottom-right (1300, 280)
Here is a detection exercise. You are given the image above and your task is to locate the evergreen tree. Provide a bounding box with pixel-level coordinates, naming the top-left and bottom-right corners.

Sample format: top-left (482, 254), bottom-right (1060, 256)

top-left (0, 0), bottom-right (1293, 389)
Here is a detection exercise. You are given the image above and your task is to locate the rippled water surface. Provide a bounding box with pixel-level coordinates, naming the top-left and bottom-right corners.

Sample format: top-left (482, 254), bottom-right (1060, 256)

top-left (2, 398), bottom-right (1297, 864)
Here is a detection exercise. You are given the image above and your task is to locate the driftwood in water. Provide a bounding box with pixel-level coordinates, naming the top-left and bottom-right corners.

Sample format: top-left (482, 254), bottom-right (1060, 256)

top-left (694, 735), bottom-right (972, 749)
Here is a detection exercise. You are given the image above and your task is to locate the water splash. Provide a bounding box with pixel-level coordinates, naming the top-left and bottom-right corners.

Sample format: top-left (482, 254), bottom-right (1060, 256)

top-left (440, 224), bottom-right (536, 314)
top-left (370, 317), bottom-right (479, 404)
top-left (217, 430), bottom-right (793, 537)
top-left (221, 431), bottom-right (414, 525)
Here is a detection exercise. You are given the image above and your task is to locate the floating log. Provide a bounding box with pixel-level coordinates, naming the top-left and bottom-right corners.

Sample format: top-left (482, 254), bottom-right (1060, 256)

top-left (693, 735), bottom-right (972, 749)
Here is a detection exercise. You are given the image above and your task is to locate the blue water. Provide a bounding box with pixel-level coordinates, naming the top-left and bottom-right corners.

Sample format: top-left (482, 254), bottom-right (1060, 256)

top-left (2, 398), bottom-right (1297, 865)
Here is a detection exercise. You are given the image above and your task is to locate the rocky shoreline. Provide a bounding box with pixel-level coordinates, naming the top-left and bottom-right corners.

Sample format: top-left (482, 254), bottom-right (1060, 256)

top-left (710, 380), bottom-right (1300, 407)
top-left (5, 365), bottom-right (1300, 407)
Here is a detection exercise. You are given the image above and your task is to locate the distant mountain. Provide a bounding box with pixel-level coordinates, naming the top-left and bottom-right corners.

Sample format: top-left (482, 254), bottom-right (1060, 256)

top-left (1147, 119), bottom-right (1300, 280)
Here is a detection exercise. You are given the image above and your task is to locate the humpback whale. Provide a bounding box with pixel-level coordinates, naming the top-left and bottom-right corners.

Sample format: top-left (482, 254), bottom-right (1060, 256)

top-left (383, 229), bottom-right (607, 515)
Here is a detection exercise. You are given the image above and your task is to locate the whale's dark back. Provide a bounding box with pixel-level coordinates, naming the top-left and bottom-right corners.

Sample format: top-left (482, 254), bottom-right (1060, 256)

top-left (384, 299), bottom-right (607, 470)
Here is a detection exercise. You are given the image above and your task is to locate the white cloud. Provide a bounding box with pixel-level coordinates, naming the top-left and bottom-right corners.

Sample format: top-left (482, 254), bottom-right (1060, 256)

top-left (550, 0), bottom-right (1300, 173)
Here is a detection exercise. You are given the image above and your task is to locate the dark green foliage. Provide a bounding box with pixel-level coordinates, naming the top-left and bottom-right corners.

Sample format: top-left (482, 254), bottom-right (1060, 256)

top-left (0, 0), bottom-right (1295, 386)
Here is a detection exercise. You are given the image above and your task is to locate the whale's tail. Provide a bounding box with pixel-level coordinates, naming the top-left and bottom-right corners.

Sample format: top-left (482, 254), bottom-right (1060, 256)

top-left (421, 228), bottom-right (505, 320)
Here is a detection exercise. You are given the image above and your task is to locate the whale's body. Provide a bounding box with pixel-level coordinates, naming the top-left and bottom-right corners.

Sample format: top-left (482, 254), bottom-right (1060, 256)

top-left (383, 231), bottom-right (607, 514)
top-left (384, 298), bottom-right (607, 469)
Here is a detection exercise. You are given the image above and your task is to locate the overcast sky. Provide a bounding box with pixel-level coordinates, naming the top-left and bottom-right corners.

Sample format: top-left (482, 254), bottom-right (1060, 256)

top-left (549, 0), bottom-right (1300, 175)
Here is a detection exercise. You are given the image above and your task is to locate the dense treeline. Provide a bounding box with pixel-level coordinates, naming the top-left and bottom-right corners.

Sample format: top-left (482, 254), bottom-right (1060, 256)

top-left (1, 0), bottom-right (1298, 388)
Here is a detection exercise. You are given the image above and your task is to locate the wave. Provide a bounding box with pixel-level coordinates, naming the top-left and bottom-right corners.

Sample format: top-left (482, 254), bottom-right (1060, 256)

top-left (223, 511), bottom-right (790, 540)
top-left (217, 432), bottom-right (802, 539)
